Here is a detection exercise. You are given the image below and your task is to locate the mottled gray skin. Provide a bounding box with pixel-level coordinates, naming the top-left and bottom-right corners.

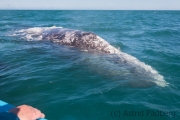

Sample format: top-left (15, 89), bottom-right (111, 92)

top-left (42, 28), bottom-right (119, 54)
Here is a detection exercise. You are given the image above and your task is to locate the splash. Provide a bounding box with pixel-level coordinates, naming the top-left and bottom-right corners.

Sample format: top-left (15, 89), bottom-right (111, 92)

top-left (12, 26), bottom-right (63, 41)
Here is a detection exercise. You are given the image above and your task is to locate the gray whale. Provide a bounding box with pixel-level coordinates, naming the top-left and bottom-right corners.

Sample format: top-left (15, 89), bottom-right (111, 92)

top-left (14, 27), bottom-right (168, 87)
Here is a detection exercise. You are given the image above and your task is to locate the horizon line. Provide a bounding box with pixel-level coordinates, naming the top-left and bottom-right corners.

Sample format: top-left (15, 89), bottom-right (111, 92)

top-left (0, 9), bottom-right (180, 11)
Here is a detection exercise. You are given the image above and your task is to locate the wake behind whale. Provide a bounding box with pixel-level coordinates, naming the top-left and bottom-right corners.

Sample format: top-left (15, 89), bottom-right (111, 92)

top-left (12, 26), bottom-right (168, 87)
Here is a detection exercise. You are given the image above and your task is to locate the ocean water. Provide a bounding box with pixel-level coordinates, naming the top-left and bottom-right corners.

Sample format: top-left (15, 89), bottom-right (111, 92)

top-left (0, 10), bottom-right (180, 120)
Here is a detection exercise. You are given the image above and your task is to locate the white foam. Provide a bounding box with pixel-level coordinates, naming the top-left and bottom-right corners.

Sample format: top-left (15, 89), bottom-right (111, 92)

top-left (13, 26), bottom-right (63, 41)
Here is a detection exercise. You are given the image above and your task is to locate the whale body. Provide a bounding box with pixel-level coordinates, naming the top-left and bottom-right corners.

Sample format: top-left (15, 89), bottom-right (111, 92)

top-left (13, 27), bottom-right (168, 87)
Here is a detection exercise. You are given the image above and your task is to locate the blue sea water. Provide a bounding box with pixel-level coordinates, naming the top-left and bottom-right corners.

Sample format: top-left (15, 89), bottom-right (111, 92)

top-left (0, 10), bottom-right (180, 120)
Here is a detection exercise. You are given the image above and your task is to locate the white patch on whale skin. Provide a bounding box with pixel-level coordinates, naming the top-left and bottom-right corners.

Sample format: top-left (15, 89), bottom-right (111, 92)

top-left (12, 27), bottom-right (168, 87)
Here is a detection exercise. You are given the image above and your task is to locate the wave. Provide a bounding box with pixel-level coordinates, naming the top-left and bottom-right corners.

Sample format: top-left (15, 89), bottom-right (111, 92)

top-left (11, 26), bottom-right (168, 87)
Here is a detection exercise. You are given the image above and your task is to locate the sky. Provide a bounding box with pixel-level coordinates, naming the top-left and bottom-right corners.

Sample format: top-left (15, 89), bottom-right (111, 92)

top-left (0, 0), bottom-right (180, 10)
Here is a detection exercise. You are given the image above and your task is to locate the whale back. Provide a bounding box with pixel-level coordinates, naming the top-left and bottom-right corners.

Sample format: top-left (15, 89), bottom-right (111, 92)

top-left (42, 28), bottom-right (119, 54)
